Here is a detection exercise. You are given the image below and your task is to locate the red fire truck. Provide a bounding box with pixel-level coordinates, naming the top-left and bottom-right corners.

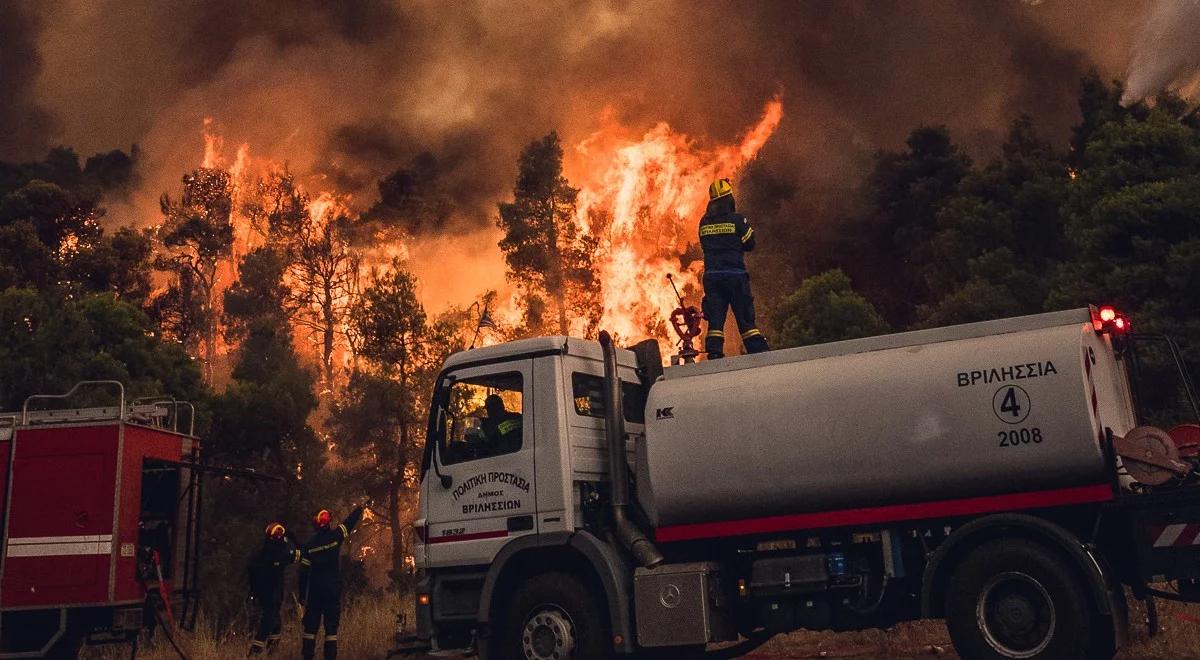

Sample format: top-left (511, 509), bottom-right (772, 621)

top-left (0, 382), bottom-right (206, 658)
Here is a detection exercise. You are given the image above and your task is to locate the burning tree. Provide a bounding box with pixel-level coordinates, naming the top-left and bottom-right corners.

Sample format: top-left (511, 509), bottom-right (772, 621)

top-left (244, 171), bottom-right (359, 389)
top-left (155, 168), bottom-right (235, 381)
top-left (291, 208), bottom-right (359, 389)
top-left (336, 260), bottom-right (456, 586)
top-left (498, 132), bottom-right (599, 336)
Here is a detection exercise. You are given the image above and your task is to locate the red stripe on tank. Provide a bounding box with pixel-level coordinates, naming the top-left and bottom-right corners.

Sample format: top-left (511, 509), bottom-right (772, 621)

top-left (653, 484), bottom-right (1115, 543)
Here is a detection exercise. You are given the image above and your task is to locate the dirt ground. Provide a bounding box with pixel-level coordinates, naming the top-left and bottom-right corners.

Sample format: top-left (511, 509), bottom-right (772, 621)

top-left (410, 596), bottom-right (1200, 660)
top-left (89, 592), bottom-right (1200, 659)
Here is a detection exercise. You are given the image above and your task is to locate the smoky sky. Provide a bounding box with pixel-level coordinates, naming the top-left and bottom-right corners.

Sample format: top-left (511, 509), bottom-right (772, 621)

top-left (0, 1), bottom-right (58, 158)
top-left (1, 0), bottom-right (1182, 228)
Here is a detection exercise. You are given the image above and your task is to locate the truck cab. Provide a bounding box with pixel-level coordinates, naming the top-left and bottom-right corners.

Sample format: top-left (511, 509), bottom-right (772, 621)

top-left (409, 310), bottom-right (1200, 660)
top-left (414, 338), bottom-right (646, 646)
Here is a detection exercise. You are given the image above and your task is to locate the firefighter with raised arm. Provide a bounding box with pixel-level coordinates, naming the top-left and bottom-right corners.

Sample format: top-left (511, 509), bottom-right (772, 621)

top-left (247, 522), bottom-right (299, 656)
top-left (298, 503), bottom-right (366, 660)
top-left (699, 178), bottom-right (769, 358)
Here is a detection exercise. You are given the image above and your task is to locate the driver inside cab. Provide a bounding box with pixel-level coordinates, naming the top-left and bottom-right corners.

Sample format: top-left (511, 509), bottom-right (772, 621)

top-left (481, 393), bottom-right (522, 455)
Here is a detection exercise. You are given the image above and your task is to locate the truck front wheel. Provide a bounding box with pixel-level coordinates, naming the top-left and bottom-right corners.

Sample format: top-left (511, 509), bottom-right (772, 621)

top-left (495, 571), bottom-right (610, 660)
top-left (945, 539), bottom-right (1113, 660)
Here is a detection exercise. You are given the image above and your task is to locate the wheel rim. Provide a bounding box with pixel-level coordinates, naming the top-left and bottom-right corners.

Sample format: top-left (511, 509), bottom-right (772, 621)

top-left (976, 571), bottom-right (1056, 658)
top-left (521, 604), bottom-right (577, 660)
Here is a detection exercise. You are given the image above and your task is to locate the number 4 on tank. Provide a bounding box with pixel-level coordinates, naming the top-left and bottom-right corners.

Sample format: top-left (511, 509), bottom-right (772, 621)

top-left (993, 385), bottom-right (1031, 424)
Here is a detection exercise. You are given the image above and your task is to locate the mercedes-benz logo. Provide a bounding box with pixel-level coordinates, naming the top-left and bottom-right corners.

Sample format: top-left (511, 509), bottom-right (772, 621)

top-left (659, 583), bottom-right (682, 609)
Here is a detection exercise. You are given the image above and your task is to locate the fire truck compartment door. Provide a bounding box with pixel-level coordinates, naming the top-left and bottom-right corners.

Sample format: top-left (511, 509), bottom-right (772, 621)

top-left (4, 449), bottom-right (114, 607)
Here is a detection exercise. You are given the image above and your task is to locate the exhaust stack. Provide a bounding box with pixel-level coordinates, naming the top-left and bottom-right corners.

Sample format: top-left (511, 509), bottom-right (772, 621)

top-left (599, 330), bottom-right (664, 568)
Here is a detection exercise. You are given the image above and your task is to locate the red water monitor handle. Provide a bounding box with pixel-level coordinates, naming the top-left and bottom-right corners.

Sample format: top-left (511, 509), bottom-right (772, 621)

top-left (671, 306), bottom-right (703, 342)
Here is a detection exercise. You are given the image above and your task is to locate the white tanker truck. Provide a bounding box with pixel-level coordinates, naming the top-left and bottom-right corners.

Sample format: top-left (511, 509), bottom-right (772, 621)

top-left (398, 306), bottom-right (1200, 659)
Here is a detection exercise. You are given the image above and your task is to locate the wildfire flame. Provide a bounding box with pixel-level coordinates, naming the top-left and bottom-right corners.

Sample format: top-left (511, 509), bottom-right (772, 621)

top-left (187, 98), bottom-right (782, 371)
top-left (566, 96), bottom-right (784, 348)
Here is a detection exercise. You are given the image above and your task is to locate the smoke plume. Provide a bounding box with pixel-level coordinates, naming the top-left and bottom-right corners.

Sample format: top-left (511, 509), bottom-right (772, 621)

top-left (0, 1), bottom-right (58, 159)
top-left (1122, 0), bottom-right (1200, 105)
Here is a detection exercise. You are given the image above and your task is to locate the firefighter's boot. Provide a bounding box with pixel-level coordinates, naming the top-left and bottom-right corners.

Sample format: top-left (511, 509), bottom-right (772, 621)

top-left (741, 329), bottom-right (769, 354)
top-left (705, 331), bottom-right (725, 359)
top-left (323, 636), bottom-right (338, 660)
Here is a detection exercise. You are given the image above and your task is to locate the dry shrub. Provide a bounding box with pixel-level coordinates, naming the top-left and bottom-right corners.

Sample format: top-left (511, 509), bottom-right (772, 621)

top-left (83, 595), bottom-right (401, 660)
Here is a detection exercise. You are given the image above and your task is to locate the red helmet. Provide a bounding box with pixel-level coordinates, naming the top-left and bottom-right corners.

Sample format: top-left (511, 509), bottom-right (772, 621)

top-left (313, 509), bottom-right (332, 529)
top-left (265, 522), bottom-right (286, 540)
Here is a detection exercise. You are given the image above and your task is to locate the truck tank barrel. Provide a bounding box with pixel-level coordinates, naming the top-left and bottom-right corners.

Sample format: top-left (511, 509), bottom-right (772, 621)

top-left (600, 331), bottom-right (664, 567)
top-left (638, 311), bottom-right (1129, 530)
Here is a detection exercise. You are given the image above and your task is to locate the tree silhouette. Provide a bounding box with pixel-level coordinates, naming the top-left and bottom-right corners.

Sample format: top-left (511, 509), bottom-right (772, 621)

top-left (155, 168), bottom-right (235, 381)
top-left (497, 132), bottom-right (595, 335)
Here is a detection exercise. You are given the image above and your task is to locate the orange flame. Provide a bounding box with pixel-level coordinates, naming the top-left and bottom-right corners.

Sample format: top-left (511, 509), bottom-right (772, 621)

top-left (566, 96), bottom-right (783, 350)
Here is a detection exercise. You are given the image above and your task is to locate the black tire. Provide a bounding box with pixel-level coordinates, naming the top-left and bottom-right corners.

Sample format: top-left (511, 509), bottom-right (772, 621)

top-left (492, 571), bottom-right (611, 660)
top-left (944, 538), bottom-right (1114, 660)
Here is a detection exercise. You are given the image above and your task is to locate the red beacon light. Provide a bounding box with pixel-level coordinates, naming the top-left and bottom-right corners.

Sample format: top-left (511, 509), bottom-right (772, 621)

top-left (1091, 304), bottom-right (1131, 335)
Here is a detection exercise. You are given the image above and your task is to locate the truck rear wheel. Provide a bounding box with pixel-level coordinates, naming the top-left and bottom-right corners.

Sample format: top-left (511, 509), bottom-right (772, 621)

top-left (496, 571), bottom-right (610, 660)
top-left (944, 539), bottom-right (1112, 660)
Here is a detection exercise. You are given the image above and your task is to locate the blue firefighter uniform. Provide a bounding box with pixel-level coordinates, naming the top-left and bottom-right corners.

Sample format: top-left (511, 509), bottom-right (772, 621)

top-left (699, 178), bottom-right (769, 358)
top-left (248, 524), bottom-right (299, 655)
top-left (299, 506), bottom-right (365, 660)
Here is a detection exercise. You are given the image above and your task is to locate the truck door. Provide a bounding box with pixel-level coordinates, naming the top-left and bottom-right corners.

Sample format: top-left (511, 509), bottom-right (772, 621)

top-left (424, 360), bottom-right (536, 568)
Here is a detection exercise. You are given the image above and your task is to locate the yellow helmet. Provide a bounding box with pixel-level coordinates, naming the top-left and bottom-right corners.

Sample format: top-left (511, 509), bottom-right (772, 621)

top-left (708, 178), bottom-right (733, 200)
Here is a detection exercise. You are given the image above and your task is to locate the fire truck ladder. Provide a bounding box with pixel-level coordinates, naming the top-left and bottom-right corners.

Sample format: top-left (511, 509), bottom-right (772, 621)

top-left (21, 381), bottom-right (196, 433)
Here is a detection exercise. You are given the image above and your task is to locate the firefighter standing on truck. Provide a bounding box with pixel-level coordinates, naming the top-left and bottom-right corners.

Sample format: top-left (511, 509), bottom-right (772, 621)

top-left (248, 522), bottom-right (299, 655)
top-left (298, 504), bottom-right (366, 660)
top-left (699, 178), bottom-right (768, 358)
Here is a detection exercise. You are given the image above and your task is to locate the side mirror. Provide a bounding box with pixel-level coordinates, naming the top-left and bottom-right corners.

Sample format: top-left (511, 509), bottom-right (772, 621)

top-left (432, 405), bottom-right (453, 489)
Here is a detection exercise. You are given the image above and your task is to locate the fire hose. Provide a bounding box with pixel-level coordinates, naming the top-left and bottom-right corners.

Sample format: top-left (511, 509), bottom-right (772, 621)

top-left (136, 548), bottom-right (190, 660)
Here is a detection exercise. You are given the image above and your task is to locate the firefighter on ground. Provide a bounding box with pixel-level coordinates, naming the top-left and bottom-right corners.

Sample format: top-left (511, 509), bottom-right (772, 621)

top-left (248, 522), bottom-right (299, 656)
top-left (699, 177), bottom-right (769, 358)
top-left (298, 503), bottom-right (367, 660)
top-left (482, 393), bottom-right (522, 454)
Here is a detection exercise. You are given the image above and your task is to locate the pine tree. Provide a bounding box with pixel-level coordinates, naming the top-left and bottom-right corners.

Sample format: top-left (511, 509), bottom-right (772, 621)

top-left (497, 132), bottom-right (595, 336)
top-left (155, 168), bottom-right (235, 381)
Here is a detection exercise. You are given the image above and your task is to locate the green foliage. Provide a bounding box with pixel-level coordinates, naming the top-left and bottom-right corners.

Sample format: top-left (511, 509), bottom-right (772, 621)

top-left (64, 226), bottom-right (155, 304)
top-left (0, 179), bottom-right (100, 249)
top-left (497, 132), bottom-right (598, 336)
top-left (203, 244), bottom-right (329, 620)
top-left (0, 289), bottom-right (202, 410)
top-left (223, 247), bottom-right (294, 341)
top-left (1050, 106), bottom-right (1200, 371)
top-left (850, 125), bottom-right (971, 324)
top-left (356, 262), bottom-right (429, 371)
top-left (154, 168), bottom-right (235, 375)
top-left (338, 261), bottom-right (463, 587)
top-left (773, 270), bottom-right (889, 348)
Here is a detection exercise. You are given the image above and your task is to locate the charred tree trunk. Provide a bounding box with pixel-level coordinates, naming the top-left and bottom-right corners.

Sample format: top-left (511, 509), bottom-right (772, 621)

top-left (545, 193), bottom-right (569, 336)
top-left (390, 361), bottom-right (412, 587)
top-left (388, 474), bottom-right (404, 588)
top-left (322, 284), bottom-right (335, 388)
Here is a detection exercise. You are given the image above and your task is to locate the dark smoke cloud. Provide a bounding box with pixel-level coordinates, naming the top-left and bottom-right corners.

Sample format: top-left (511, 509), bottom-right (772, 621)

top-left (7, 0), bottom-right (1157, 230)
top-left (0, 1), bottom-right (59, 160)
top-left (1123, 0), bottom-right (1200, 104)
